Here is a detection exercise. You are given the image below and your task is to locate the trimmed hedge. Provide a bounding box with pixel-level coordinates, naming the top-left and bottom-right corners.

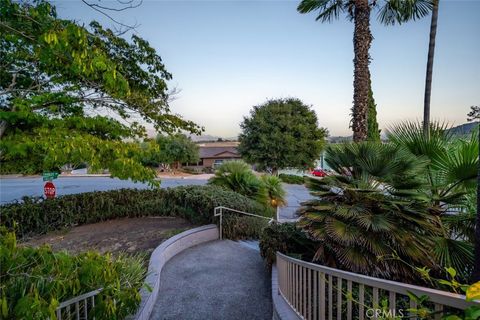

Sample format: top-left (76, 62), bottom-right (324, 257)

top-left (0, 185), bottom-right (273, 240)
top-left (278, 174), bottom-right (305, 185)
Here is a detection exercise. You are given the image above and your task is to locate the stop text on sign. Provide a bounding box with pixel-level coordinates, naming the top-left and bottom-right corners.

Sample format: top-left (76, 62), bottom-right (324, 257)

top-left (44, 181), bottom-right (56, 199)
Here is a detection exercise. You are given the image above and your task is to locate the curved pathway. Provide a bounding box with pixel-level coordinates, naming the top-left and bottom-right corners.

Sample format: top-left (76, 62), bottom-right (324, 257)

top-left (150, 240), bottom-right (272, 320)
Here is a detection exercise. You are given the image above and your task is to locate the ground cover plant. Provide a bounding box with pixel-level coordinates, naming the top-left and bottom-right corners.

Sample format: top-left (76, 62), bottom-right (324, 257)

top-left (0, 228), bottom-right (146, 320)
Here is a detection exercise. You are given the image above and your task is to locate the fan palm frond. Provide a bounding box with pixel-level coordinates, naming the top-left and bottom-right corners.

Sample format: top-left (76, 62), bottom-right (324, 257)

top-left (261, 174), bottom-right (287, 207)
top-left (299, 142), bottom-right (439, 281)
top-left (433, 237), bottom-right (474, 278)
top-left (378, 0), bottom-right (434, 25)
top-left (208, 160), bottom-right (267, 202)
top-left (297, 0), bottom-right (347, 22)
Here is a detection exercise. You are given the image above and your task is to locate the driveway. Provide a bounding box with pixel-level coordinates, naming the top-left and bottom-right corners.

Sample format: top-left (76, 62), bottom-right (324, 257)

top-left (279, 183), bottom-right (313, 220)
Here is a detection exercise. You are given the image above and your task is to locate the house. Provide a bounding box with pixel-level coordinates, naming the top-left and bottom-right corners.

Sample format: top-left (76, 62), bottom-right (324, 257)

top-left (187, 141), bottom-right (242, 171)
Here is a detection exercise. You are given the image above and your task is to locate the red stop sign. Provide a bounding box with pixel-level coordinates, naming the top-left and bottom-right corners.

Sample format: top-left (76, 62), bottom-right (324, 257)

top-left (44, 181), bottom-right (56, 199)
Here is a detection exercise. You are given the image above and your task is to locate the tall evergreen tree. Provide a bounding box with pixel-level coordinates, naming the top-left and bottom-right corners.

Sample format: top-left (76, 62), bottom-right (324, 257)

top-left (367, 84), bottom-right (381, 141)
top-left (238, 98), bottom-right (328, 174)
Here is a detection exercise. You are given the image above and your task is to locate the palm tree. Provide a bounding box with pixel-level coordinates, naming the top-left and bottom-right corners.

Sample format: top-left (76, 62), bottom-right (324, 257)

top-left (297, 0), bottom-right (433, 142)
top-left (466, 107), bottom-right (479, 282)
top-left (208, 160), bottom-right (267, 203)
top-left (388, 121), bottom-right (478, 278)
top-left (261, 174), bottom-right (287, 217)
top-left (298, 142), bottom-right (441, 281)
top-left (423, 0), bottom-right (439, 137)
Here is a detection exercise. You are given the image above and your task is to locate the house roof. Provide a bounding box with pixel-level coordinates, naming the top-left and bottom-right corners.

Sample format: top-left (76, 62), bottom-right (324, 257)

top-left (197, 141), bottom-right (239, 148)
top-left (199, 146), bottom-right (240, 159)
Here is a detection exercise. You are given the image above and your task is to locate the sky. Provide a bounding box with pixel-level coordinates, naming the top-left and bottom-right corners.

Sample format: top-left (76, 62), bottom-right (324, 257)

top-left (54, 0), bottom-right (480, 137)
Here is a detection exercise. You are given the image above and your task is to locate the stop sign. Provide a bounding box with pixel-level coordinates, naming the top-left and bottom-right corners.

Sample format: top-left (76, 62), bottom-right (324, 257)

top-left (44, 181), bottom-right (56, 199)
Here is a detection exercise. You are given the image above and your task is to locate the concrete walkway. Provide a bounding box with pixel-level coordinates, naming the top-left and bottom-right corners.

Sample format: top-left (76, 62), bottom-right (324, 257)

top-left (150, 240), bottom-right (272, 320)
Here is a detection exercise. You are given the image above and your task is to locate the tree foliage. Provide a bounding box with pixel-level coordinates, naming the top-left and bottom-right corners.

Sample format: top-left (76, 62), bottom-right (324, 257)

top-left (367, 83), bottom-right (381, 142)
top-left (238, 98), bottom-right (328, 173)
top-left (0, 0), bottom-right (201, 183)
top-left (467, 105), bottom-right (480, 122)
top-left (141, 134), bottom-right (199, 170)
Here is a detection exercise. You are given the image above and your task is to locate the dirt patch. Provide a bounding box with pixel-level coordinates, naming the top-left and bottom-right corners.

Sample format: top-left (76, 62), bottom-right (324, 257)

top-left (22, 217), bottom-right (194, 255)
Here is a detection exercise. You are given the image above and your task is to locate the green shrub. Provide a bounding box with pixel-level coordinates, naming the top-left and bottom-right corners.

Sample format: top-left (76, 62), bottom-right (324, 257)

top-left (278, 174), bottom-right (305, 185)
top-left (208, 161), bottom-right (287, 210)
top-left (222, 215), bottom-right (269, 240)
top-left (261, 174), bottom-right (287, 207)
top-left (259, 222), bottom-right (317, 268)
top-left (180, 167), bottom-right (201, 174)
top-left (0, 228), bottom-right (145, 319)
top-left (0, 185), bottom-right (271, 240)
top-left (208, 160), bottom-right (267, 203)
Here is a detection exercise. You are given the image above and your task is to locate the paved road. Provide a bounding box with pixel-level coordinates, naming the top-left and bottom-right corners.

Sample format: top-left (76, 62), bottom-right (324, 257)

top-left (0, 177), bottom-right (312, 219)
top-left (0, 177), bottom-right (206, 204)
top-left (279, 183), bottom-right (312, 220)
top-left (151, 240), bottom-right (272, 320)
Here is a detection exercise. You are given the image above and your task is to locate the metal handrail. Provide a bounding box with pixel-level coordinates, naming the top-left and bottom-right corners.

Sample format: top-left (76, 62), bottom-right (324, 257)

top-left (214, 206), bottom-right (274, 239)
top-left (55, 288), bottom-right (102, 320)
top-left (276, 253), bottom-right (478, 320)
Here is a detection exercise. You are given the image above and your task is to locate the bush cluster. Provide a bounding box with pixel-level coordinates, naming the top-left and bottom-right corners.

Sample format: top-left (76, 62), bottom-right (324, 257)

top-left (259, 222), bottom-right (317, 268)
top-left (0, 228), bottom-right (146, 320)
top-left (0, 185), bottom-right (272, 240)
top-left (278, 174), bottom-right (305, 185)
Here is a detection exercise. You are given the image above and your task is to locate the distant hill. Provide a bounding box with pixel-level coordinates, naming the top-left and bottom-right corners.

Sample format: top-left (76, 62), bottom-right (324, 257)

top-left (328, 136), bottom-right (352, 143)
top-left (448, 122), bottom-right (479, 136)
top-left (189, 134), bottom-right (238, 142)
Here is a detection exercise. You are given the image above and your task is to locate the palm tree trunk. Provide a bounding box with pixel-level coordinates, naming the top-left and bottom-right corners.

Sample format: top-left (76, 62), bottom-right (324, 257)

top-left (352, 0), bottom-right (372, 142)
top-left (423, 0), bottom-right (439, 137)
top-left (472, 128), bottom-right (480, 282)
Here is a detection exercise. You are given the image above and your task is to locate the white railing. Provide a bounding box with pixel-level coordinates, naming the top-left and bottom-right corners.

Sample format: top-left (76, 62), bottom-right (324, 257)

top-left (55, 288), bottom-right (102, 320)
top-left (276, 253), bottom-right (478, 320)
top-left (214, 206), bottom-right (274, 239)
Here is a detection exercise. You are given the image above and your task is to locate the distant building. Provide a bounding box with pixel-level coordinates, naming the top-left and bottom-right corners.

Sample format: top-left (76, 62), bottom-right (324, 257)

top-left (187, 141), bottom-right (242, 171)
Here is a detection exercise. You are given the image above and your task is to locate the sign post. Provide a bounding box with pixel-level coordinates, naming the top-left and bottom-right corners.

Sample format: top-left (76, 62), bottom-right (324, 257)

top-left (42, 172), bottom-right (58, 199)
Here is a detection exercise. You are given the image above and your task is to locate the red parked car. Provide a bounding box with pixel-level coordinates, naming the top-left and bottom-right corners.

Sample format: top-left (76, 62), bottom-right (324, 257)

top-left (311, 169), bottom-right (328, 177)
